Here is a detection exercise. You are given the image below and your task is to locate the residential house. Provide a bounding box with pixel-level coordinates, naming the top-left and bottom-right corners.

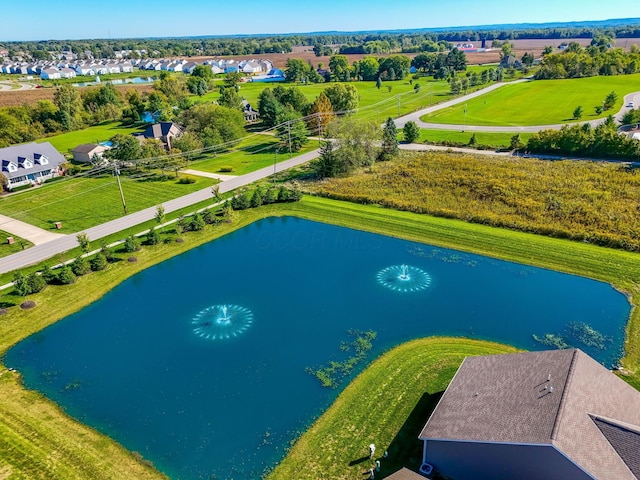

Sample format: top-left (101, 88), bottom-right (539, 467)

top-left (120, 62), bottom-right (134, 73)
top-left (416, 349), bottom-right (640, 480)
top-left (133, 122), bottom-right (183, 150)
top-left (242, 100), bottom-right (260, 123)
top-left (71, 143), bottom-right (111, 163)
top-left (59, 67), bottom-right (77, 78)
top-left (182, 61), bottom-right (198, 74)
top-left (75, 64), bottom-right (96, 76)
top-left (0, 142), bottom-right (65, 190)
top-left (40, 68), bottom-right (61, 80)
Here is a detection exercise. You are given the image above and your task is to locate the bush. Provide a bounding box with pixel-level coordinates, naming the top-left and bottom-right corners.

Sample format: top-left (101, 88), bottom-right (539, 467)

top-left (58, 266), bottom-right (76, 285)
top-left (41, 264), bottom-right (56, 284)
top-left (124, 235), bottom-right (140, 253)
top-left (230, 192), bottom-right (250, 210)
top-left (403, 121), bottom-right (420, 144)
top-left (190, 213), bottom-right (206, 231)
top-left (219, 166), bottom-right (234, 172)
top-left (71, 256), bottom-right (91, 276)
top-left (9, 183), bottom-right (34, 193)
top-left (145, 227), bottom-right (160, 245)
top-left (44, 176), bottom-right (66, 185)
top-left (27, 273), bottom-right (46, 294)
top-left (250, 188), bottom-right (263, 208)
top-left (177, 176), bottom-right (196, 184)
top-left (90, 253), bottom-right (108, 271)
top-left (100, 244), bottom-right (115, 262)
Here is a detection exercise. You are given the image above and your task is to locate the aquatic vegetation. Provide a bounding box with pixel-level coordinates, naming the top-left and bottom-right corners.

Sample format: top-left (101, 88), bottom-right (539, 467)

top-left (532, 333), bottom-right (570, 350)
top-left (566, 321), bottom-right (612, 350)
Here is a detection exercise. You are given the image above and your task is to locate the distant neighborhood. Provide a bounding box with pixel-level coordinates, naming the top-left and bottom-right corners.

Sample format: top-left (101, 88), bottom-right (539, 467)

top-left (0, 55), bottom-right (283, 81)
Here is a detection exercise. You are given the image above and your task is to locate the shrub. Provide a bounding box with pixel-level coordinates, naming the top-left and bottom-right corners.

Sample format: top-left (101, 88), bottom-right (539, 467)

top-left (403, 121), bottom-right (420, 144)
top-left (177, 176), bottom-right (196, 184)
top-left (250, 188), bottom-right (263, 208)
top-left (101, 243), bottom-right (115, 262)
top-left (145, 227), bottom-right (160, 245)
top-left (219, 166), bottom-right (234, 172)
top-left (90, 253), bottom-right (108, 271)
top-left (263, 188), bottom-right (277, 205)
top-left (71, 256), bottom-right (91, 276)
top-left (10, 183), bottom-right (34, 193)
top-left (124, 235), bottom-right (140, 253)
top-left (26, 272), bottom-right (46, 294)
top-left (190, 213), bottom-right (206, 231)
top-left (230, 192), bottom-right (250, 210)
top-left (58, 266), bottom-right (76, 285)
top-left (41, 264), bottom-right (56, 284)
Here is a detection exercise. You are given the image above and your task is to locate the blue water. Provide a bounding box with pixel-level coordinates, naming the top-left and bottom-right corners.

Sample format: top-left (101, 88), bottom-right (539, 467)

top-left (72, 77), bottom-right (157, 87)
top-left (5, 217), bottom-right (630, 479)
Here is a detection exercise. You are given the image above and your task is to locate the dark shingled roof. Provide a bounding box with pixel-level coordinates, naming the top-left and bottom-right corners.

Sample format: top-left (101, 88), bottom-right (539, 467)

top-left (592, 417), bottom-right (640, 478)
top-left (385, 467), bottom-right (425, 480)
top-left (138, 122), bottom-right (182, 140)
top-left (420, 349), bottom-right (640, 480)
top-left (72, 143), bottom-right (100, 154)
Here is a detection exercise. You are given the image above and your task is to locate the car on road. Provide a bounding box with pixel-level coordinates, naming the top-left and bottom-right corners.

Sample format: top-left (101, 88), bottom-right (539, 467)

top-left (628, 101), bottom-right (635, 108)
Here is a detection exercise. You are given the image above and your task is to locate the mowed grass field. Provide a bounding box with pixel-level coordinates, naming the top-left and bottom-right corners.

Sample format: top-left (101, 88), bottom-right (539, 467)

top-left (189, 134), bottom-right (318, 175)
top-left (415, 128), bottom-right (533, 147)
top-left (421, 74), bottom-right (640, 126)
top-left (197, 79), bottom-right (456, 122)
top-left (0, 173), bottom-right (215, 233)
top-left (0, 231), bottom-right (32, 258)
top-left (38, 121), bottom-right (144, 153)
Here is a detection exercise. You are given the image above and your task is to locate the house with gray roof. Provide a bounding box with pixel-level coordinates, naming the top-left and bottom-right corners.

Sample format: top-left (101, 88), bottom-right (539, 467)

top-left (133, 122), bottom-right (183, 151)
top-left (417, 349), bottom-right (640, 479)
top-left (0, 142), bottom-right (65, 190)
top-left (71, 143), bottom-right (110, 164)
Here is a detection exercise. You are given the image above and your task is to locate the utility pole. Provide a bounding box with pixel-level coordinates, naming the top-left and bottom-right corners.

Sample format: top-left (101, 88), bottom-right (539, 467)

top-left (114, 164), bottom-right (127, 215)
top-left (287, 120), bottom-right (292, 158)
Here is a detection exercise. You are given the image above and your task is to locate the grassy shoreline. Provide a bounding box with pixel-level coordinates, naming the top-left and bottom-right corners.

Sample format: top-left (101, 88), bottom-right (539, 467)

top-left (0, 195), bottom-right (638, 477)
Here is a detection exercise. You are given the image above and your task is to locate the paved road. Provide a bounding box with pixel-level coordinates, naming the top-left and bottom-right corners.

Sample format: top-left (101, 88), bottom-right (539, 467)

top-left (0, 148), bottom-right (319, 274)
top-left (0, 214), bottom-right (65, 245)
top-left (396, 84), bottom-right (640, 133)
top-left (181, 169), bottom-right (237, 181)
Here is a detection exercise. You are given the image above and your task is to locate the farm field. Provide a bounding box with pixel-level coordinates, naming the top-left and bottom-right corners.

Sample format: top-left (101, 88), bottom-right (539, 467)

top-left (38, 121), bottom-right (144, 153)
top-left (0, 173), bottom-right (216, 233)
top-left (415, 128), bottom-right (533, 147)
top-left (421, 74), bottom-right (640, 126)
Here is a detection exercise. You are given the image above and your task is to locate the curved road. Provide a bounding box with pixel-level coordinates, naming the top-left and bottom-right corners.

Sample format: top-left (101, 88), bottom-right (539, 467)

top-left (395, 86), bottom-right (640, 133)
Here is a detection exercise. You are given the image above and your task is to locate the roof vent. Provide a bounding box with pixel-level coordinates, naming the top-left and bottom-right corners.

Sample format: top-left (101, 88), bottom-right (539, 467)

top-left (547, 373), bottom-right (551, 382)
top-left (549, 386), bottom-right (554, 393)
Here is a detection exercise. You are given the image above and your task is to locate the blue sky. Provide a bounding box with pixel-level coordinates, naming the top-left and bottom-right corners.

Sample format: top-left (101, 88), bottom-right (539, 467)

top-left (3, 0), bottom-right (639, 41)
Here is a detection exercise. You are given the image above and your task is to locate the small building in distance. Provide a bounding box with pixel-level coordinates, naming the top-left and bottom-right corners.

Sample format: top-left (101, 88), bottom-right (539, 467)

top-left (418, 349), bottom-right (640, 480)
top-left (71, 143), bottom-right (111, 164)
top-left (0, 142), bottom-right (66, 190)
top-left (133, 122), bottom-right (183, 151)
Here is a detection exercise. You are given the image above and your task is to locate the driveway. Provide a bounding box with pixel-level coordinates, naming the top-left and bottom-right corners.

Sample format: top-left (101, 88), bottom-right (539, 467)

top-left (0, 214), bottom-right (65, 245)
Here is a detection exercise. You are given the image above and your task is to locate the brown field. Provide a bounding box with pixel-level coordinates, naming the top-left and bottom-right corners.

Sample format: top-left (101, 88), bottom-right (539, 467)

top-left (0, 84), bottom-right (153, 108)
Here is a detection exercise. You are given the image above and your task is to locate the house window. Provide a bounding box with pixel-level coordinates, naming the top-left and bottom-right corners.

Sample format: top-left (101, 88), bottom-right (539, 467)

top-left (9, 175), bottom-right (27, 184)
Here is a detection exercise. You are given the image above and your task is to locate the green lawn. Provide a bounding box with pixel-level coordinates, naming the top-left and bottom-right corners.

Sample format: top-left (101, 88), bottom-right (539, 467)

top-left (0, 173), bottom-right (215, 233)
top-left (39, 122), bottom-right (144, 153)
top-left (0, 231), bottom-right (32, 259)
top-left (189, 134), bottom-right (318, 175)
top-left (415, 128), bottom-right (533, 148)
top-left (194, 79), bottom-right (457, 122)
top-left (268, 337), bottom-right (517, 479)
top-left (421, 74), bottom-right (640, 126)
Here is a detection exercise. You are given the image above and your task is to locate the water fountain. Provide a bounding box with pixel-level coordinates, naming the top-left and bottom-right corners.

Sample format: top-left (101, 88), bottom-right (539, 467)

top-left (377, 264), bottom-right (432, 292)
top-left (191, 304), bottom-right (254, 340)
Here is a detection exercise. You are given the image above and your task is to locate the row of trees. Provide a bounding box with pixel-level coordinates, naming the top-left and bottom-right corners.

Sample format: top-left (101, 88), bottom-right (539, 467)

top-left (5, 23), bottom-right (640, 60)
top-left (526, 117), bottom-right (640, 160)
top-left (535, 44), bottom-right (640, 79)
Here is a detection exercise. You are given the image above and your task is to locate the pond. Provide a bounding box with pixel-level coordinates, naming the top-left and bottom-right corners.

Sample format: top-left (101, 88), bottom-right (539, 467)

top-left (72, 76), bottom-right (157, 87)
top-left (5, 217), bottom-right (630, 479)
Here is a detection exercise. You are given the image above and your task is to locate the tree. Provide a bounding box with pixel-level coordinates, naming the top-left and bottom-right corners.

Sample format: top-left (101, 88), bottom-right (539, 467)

top-left (105, 134), bottom-right (142, 162)
top-left (542, 46), bottom-right (554, 55)
top-left (178, 104), bottom-right (245, 145)
top-left (380, 117), bottom-right (399, 161)
top-left (257, 88), bottom-right (284, 127)
top-left (154, 74), bottom-right (187, 105)
top-left (276, 111), bottom-right (310, 153)
top-left (124, 235), bottom-right (140, 253)
top-left (250, 188), bottom-right (263, 208)
top-left (146, 226), bottom-right (160, 245)
top-left (403, 121), bottom-right (420, 143)
top-left (218, 86), bottom-right (243, 110)
top-left (285, 58), bottom-right (311, 83)
top-left (573, 106), bottom-right (583, 120)
top-left (155, 205), bottom-right (166, 232)
top-left (172, 132), bottom-right (203, 157)
top-left (311, 139), bottom-right (340, 178)
top-left (53, 84), bottom-right (83, 131)
top-left (76, 232), bottom-right (91, 254)
top-left (323, 84), bottom-right (359, 114)
top-left (272, 85), bottom-right (309, 113)
top-left (510, 134), bottom-right (524, 151)
top-left (58, 266), bottom-right (76, 285)
top-left (71, 256), bottom-right (91, 276)
top-left (521, 52), bottom-right (534, 66)
top-left (27, 272), bottom-right (45, 294)
top-left (90, 253), bottom-right (108, 271)
top-left (356, 57), bottom-right (380, 81)
top-left (41, 264), bottom-right (56, 284)
top-left (190, 213), bottom-right (206, 231)
top-left (192, 64), bottom-right (214, 80)
top-left (376, 77), bottom-right (382, 90)
top-left (412, 53), bottom-right (434, 72)
top-left (326, 117), bottom-right (381, 174)
top-left (306, 91), bottom-right (335, 136)
top-left (224, 71), bottom-right (243, 89)
top-left (414, 83), bottom-right (421, 93)
top-left (603, 91), bottom-right (618, 111)
top-left (13, 272), bottom-right (31, 300)
top-left (329, 54), bottom-right (351, 82)
top-left (378, 55), bottom-right (412, 80)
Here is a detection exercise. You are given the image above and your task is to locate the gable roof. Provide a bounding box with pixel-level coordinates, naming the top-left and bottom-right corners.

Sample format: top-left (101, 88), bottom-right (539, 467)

top-left (420, 349), bottom-right (640, 480)
top-left (385, 467), bottom-right (424, 480)
top-left (137, 122), bottom-right (182, 140)
top-left (72, 143), bottom-right (103, 154)
top-left (0, 142), bottom-right (65, 179)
